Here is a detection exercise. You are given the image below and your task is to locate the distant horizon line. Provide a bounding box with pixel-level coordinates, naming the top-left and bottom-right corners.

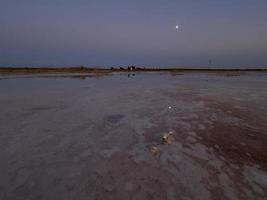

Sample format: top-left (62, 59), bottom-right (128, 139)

top-left (1, 66), bottom-right (267, 73)
top-left (0, 65), bottom-right (267, 70)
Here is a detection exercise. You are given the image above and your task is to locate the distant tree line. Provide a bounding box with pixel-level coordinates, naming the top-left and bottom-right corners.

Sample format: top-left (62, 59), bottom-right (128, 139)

top-left (110, 66), bottom-right (145, 71)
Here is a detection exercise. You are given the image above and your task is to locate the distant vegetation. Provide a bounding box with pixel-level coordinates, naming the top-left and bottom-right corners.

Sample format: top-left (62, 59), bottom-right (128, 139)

top-left (0, 66), bottom-right (267, 74)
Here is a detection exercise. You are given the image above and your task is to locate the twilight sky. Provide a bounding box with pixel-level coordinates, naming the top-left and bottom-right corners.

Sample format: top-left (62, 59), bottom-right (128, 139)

top-left (0, 0), bottom-right (267, 67)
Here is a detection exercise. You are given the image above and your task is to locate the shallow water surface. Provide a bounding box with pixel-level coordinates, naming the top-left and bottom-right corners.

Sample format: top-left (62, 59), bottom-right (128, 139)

top-left (0, 72), bottom-right (267, 200)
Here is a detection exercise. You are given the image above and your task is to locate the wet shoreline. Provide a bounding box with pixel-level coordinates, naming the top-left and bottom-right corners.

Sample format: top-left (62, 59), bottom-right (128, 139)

top-left (0, 72), bottom-right (266, 199)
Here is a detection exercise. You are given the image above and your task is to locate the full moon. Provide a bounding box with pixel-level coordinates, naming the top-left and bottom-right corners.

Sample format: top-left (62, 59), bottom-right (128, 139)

top-left (175, 25), bottom-right (179, 30)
